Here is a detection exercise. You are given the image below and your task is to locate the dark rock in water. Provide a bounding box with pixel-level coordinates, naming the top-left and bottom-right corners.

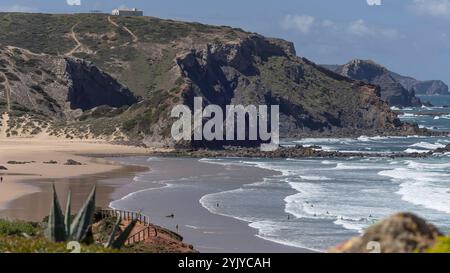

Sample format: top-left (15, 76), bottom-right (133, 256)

top-left (43, 160), bottom-right (58, 164)
top-left (64, 159), bottom-right (83, 166)
top-left (422, 101), bottom-right (434, 107)
top-left (153, 145), bottom-right (436, 159)
top-left (435, 143), bottom-right (450, 153)
top-left (330, 213), bottom-right (442, 253)
top-left (0, 165), bottom-right (7, 170)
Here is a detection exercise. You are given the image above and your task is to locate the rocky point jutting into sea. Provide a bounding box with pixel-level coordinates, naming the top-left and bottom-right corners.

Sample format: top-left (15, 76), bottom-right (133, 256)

top-left (0, 13), bottom-right (437, 149)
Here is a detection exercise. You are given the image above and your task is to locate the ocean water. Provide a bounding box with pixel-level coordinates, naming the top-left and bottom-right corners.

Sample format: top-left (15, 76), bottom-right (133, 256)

top-left (110, 95), bottom-right (450, 252)
top-left (395, 95), bottom-right (450, 132)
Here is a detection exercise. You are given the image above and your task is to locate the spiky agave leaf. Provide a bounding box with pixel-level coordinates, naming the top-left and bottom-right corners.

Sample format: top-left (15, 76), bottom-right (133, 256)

top-left (65, 190), bottom-right (72, 238)
top-left (45, 184), bottom-right (66, 242)
top-left (104, 216), bottom-right (121, 248)
top-left (111, 219), bottom-right (138, 249)
top-left (69, 186), bottom-right (96, 242)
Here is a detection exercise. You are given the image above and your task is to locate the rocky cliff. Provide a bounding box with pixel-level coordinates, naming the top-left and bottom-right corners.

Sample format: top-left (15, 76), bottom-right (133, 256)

top-left (0, 46), bottom-right (136, 119)
top-left (0, 13), bottom-right (425, 146)
top-left (323, 60), bottom-right (422, 107)
top-left (390, 72), bottom-right (449, 95)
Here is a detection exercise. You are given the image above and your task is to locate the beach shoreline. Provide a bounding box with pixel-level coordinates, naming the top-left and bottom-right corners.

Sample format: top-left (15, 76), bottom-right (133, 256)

top-left (109, 156), bottom-right (311, 253)
top-left (0, 138), bottom-right (311, 252)
top-left (0, 138), bottom-right (151, 221)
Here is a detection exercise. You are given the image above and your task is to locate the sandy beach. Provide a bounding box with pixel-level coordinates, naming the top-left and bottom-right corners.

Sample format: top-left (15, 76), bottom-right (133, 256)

top-left (0, 137), bottom-right (150, 220)
top-left (0, 138), bottom-right (309, 252)
top-left (109, 157), bottom-right (310, 253)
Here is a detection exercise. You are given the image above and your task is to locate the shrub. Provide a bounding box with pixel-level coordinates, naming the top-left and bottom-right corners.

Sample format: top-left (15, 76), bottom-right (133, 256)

top-left (427, 236), bottom-right (450, 253)
top-left (0, 236), bottom-right (120, 253)
top-left (0, 219), bottom-right (40, 236)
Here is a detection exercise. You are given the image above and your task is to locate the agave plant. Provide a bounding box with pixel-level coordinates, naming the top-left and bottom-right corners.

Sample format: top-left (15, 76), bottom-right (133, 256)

top-left (45, 185), bottom-right (137, 249)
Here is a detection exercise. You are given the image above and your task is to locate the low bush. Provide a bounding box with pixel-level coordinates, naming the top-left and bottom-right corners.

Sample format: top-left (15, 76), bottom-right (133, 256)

top-left (0, 236), bottom-right (120, 253)
top-left (0, 219), bottom-right (40, 236)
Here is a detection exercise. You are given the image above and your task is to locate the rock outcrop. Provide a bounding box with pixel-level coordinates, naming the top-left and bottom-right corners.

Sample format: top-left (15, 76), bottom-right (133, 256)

top-left (0, 46), bottom-right (137, 118)
top-left (331, 213), bottom-right (442, 253)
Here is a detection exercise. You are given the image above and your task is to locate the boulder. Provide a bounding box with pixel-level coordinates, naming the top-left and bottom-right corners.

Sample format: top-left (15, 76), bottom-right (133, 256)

top-left (435, 143), bottom-right (450, 153)
top-left (64, 159), bottom-right (83, 166)
top-left (330, 213), bottom-right (442, 253)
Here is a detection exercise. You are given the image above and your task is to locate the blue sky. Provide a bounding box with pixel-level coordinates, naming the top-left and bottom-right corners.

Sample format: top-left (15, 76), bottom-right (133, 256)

top-left (1, 0), bottom-right (450, 84)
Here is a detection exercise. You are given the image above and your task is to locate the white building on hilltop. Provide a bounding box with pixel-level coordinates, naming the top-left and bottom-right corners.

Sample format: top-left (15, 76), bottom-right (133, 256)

top-left (112, 8), bottom-right (143, 16)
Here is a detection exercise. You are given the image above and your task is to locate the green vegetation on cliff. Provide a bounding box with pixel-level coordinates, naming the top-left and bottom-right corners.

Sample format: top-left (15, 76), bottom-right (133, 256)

top-left (0, 12), bottom-right (426, 146)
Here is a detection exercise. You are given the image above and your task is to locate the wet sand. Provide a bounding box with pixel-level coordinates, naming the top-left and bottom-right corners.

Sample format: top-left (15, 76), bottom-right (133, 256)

top-left (109, 157), bottom-right (312, 253)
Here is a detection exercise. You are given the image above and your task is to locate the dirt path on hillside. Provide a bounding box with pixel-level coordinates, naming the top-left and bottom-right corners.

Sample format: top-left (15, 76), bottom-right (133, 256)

top-left (66, 23), bottom-right (82, 57)
top-left (65, 23), bottom-right (94, 57)
top-left (0, 113), bottom-right (9, 138)
top-left (6, 46), bottom-right (46, 57)
top-left (0, 72), bottom-right (11, 112)
top-left (107, 15), bottom-right (120, 28)
top-left (107, 16), bottom-right (139, 44)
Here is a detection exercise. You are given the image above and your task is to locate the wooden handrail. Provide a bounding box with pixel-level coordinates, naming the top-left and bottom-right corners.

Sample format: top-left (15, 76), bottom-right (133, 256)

top-left (125, 226), bottom-right (157, 245)
top-left (97, 209), bottom-right (154, 246)
top-left (97, 209), bottom-right (151, 226)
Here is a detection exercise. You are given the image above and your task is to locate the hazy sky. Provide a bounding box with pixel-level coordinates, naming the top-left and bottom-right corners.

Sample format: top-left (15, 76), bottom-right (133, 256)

top-left (1, 0), bottom-right (449, 84)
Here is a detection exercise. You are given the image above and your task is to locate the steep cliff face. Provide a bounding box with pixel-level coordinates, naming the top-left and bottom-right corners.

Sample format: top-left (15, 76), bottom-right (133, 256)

top-left (326, 60), bottom-right (422, 107)
top-left (66, 59), bottom-right (137, 111)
